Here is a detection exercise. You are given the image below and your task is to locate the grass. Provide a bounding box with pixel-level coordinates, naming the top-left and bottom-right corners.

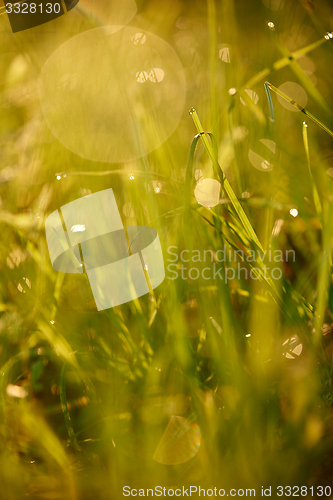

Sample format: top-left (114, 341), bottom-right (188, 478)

top-left (0, 0), bottom-right (333, 498)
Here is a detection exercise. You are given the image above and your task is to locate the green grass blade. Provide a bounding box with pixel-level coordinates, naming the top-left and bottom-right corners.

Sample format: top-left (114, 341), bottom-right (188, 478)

top-left (189, 108), bottom-right (263, 251)
top-left (60, 364), bottom-right (81, 452)
top-left (243, 34), bottom-right (331, 90)
top-left (265, 82), bottom-right (333, 137)
top-left (264, 82), bottom-right (275, 121)
top-left (302, 121), bottom-right (322, 216)
top-left (269, 28), bottom-right (332, 116)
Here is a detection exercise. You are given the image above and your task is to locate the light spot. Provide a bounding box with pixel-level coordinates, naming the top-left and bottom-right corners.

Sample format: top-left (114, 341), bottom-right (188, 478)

top-left (6, 384), bottom-right (28, 399)
top-left (152, 180), bottom-right (162, 193)
top-left (240, 89), bottom-right (259, 106)
top-left (175, 17), bottom-right (189, 30)
top-left (260, 139), bottom-right (276, 153)
top-left (282, 336), bottom-right (302, 359)
top-left (248, 150), bottom-right (273, 172)
top-left (136, 71), bottom-right (148, 83)
top-left (219, 46), bottom-right (230, 63)
top-left (277, 82), bottom-right (308, 112)
top-left (131, 33), bottom-right (146, 45)
top-left (39, 27), bottom-right (186, 163)
top-left (23, 277), bottom-right (31, 288)
top-left (228, 88), bottom-right (237, 96)
top-left (194, 178), bottom-right (221, 208)
top-left (71, 224), bottom-right (86, 233)
top-left (56, 175), bottom-right (61, 180)
top-left (272, 219), bottom-right (284, 236)
top-left (123, 202), bottom-right (135, 218)
top-left (148, 68), bottom-right (165, 83)
top-left (129, 175), bottom-right (134, 180)
top-left (153, 416), bottom-right (201, 465)
top-left (289, 208), bottom-right (298, 217)
top-left (267, 21), bottom-right (275, 29)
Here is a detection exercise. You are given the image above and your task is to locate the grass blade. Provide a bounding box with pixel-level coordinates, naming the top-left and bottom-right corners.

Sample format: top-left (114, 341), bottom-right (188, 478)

top-left (189, 108), bottom-right (263, 251)
top-left (302, 121), bottom-right (322, 216)
top-left (264, 82), bottom-right (275, 121)
top-left (265, 82), bottom-right (333, 137)
top-left (243, 33), bottom-right (332, 90)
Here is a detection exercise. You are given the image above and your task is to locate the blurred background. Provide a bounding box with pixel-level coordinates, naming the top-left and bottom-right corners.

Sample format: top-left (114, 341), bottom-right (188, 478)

top-left (0, 0), bottom-right (333, 498)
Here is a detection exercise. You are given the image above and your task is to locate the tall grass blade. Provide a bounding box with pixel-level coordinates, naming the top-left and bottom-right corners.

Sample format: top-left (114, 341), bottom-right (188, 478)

top-left (265, 82), bottom-right (333, 137)
top-left (189, 108), bottom-right (263, 250)
top-left (302, 121), bottom-right (322, 216)
top-left (264, 82), bottom-right (275, 121)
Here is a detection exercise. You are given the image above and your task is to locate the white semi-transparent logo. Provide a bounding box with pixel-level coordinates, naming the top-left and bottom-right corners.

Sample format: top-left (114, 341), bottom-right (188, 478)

top-left (45, 189), bottom-right (165, 310)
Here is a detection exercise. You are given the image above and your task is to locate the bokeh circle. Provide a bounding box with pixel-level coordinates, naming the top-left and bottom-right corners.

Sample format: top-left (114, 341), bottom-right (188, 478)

top-left (39, 26), bottom-right (186, 163)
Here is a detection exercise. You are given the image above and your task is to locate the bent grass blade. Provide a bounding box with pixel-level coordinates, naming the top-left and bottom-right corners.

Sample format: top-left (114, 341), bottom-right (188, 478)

top-left (189, 108), bottom-right (263, 251)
